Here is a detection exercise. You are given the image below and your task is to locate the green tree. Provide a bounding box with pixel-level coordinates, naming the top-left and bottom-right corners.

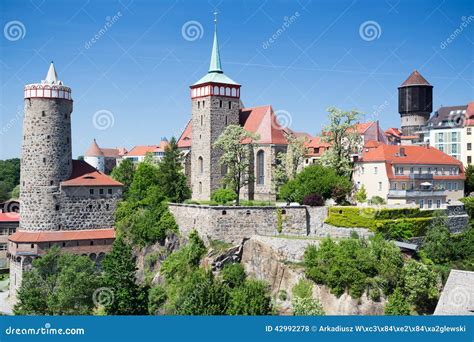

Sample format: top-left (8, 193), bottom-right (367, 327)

top-left (0, 158), bottom-right (20, 196)
top-left (211, 188), bottom-right (237, 204)
top-left (0, 182), bottom-right (9, 202)
top-left (292, 297), bottom-right (325, 316)
top-left (111, 158), bottom-right (135, 197)
top-left (127, 161), bottom-right (160, 202)
top-left (279, 164), bottom-right (351, 204)
top-left (221, 263), bottom-right (246, 288)
top-left (102, 236), bottom-right (148, 315)
top-left (465, 164), bottom-right (474, 195)
top-left (400, 260), bottom-right (439, 313)
top-left (384, 288), bottom-right (411, 315)
top-left (14, 247), bottom-right (100, 315)
top-left (227, 279), bottom-right (273, 315)
top-left (157, 137), bottom-right (191, 203)
top-left (213, 125), bottom-right (259, 205)
top-left (285, 135), bottom-right (308, 180)
top-left (10, 184), bottom-right (19, 199)
top-left (320, 107), bottom-right (361, 177)
top-left (355, 185), bottom-right (367, 203)
top-left (148, 285), bottom-right (167, 315)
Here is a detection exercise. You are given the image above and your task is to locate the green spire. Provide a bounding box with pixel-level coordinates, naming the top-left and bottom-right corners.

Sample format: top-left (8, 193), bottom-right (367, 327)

top-left (208, 12), bottom-right (223, 74)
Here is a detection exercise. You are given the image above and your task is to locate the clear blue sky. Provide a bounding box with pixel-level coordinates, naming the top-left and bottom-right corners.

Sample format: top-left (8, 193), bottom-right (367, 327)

top-left (0, 0), bottom-right (473, 159)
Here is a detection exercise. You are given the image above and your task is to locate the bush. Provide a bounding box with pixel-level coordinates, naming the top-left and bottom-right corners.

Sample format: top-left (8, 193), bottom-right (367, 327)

top-left (370, 196), bottom-right (385, 205)
top-left (302, 193), bottom-right (324, 207)
top-left (384, 288), bottom-right (411, 315)
top-left (375, 218), bottom-right (433, 238)
top-left (211, 188), bottom-right (237, 204)
top-left (148, 285), bottom-right (167, 315)
top-left (355, 185), bottom-right (367, 203)
top-left (292, 279), bottom-right (313, 299)
top-left (460, 197), bottom-right (474, 220)
top-left (222, 263), bottom-right (246, 288)
top-left (227, 280), bottom-right (273, 315)
top-left (292, 297), bottom-right (325, 316)
top-left (279, 164), bottom-right (351, 203)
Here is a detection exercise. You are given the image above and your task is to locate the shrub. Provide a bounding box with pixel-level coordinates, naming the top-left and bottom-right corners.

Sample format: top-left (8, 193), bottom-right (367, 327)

top-left (355, 185), bottom-right (367, 203)
top-left (292, 297), bottom-right (325, 316)
top-left (302, 193), bottom-right (324, 206)
top-left (375, 218), bottom-right (432, 238)
top-left (292, 279), bottom-right (313, 299)
top-left (148, 285), bottom-right (167, 315)
top-left (370, 196), bottom-right (385, 205)
top-left (211, 188), bottom-right (237, 204)
top-left (227, 279), bottom-right (273, 315)
top-left (221, 263), bottom-right (246, 288)
top-left (460, 197), bottom-right (474, 220)
top-left (384, 288), bottom-right (411, 315)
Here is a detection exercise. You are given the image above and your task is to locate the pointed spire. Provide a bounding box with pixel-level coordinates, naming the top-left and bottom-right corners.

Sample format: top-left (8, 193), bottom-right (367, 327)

top-left (400, 70), bottom-right (431, 87)
top-left (208, 11), bottom-right (223, 74)
top-left (45, 61), bottom-right (59, 84)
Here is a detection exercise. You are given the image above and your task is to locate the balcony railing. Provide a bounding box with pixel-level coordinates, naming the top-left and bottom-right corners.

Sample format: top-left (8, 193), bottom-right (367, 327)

top-left (388, 189), bottom-right (446, 198)
top-left (408, 174), bottom-right (434, 180)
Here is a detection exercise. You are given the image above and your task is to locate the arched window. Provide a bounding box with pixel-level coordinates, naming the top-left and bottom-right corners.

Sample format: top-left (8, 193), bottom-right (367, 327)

top-left (231, 88), bottom-right (237, 97)
top-left (226, 87), bottom-right (230, 96)
top-left (198, 156), bottom-right (203, 174)
top-left (220, 86), bottom-right (225, 95)
top-left (214, 86), bottom-right (219, 94)
top-left (257, 150), bottom-right (264, 185)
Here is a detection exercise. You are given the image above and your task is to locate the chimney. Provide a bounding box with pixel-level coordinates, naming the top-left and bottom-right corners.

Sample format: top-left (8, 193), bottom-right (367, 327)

top-left (399, 147), bottom-right (406, 157)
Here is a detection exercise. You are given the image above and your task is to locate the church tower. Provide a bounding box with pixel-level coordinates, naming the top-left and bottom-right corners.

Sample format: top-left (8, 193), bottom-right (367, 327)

top-left (20, 62), bottom-right (73, 231)
top-left (190, 15), bottom-right (241, 200)
top-left (398, 70), bottom-right (433, 137)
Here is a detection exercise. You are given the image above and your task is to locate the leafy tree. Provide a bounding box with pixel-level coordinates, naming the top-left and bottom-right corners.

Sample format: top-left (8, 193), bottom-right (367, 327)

top-left (384, 288), bottom-right (411, 315)
top-left (292, 279), bottom-right (313, 299)
top-left (355, 185), bottom-right (367, 203)
top-left (0, 182), bottom-right (9, 202)
top-left (14, 247), bottom-right (100, 315)
top-left (148, 285), bottom-right (167, 315)
top-left (111, 158), bottom-right (135, 197)
top-left (465, 164), bottom-right (474, 195)
top-left (156, 137), bottom-right (191, 203)
top-left (0, 158), bottom-right (20, 196)
top-left (279, 164), bottom-right (351, 204)
top-left (285, 135), bottom-right (308, 180)
top-left (320, 107), bottom-right (361, 177)
top-left (211, 188), bottom-right (237, 204)
top-left (10, 184), bottom-right (19, 199)
top-left (102, 236), bottom-right (148, 315)
top-left (213, 125), bottom-right (259, 205)
top-left (227, 279), bottom-right (273, 315)
top-left (127, 161), bottom-right (160, 201)
top-left (221, 263), bottom-right (246, 288)
top-left (400, 260), bottom-right (439, 313)
top-left (292, 297), bottom-right (325, 316)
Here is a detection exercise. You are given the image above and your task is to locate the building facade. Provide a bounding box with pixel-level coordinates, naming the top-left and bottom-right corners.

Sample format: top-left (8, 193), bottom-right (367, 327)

top-left (8, 63), bottom-right (122, 302)
top-left (84, 139), bottom-right (127, 174)
top-left (120, 140), bottom-right (169, 165)
top-left (353, 144), bottom-right (464, 208)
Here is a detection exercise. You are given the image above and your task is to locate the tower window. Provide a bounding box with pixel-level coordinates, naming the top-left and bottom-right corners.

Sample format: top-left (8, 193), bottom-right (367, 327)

top-left (43, 157), bottom-right (46, 163)
top-left (225, 116), bottom-right (228, 126)
top-left (64, 113), bottom-right (68, 119)
top-left (201, 115), bottom-right (203, 126)
top-left (228, 101), bottom-right (231, 109)
top-left (90, 188), bottom-right (94, 195)
top-left (198, 102), bottom-right (200, 109)
top-left (219, 100), bottom-right (222, 108)
top-left (42, 111), bottom-right (45, 117)
top-left (47, 135), bottom-right (50, 139)
top-left (199, 182), bottom-right (202, 194)
top-left (198, 156), bottom-right (203, 174)
top-left (66, 138), bottom-right (69, 143)
top-left (50, 180), bottom-right (53, 185)
top-left (203, 101), bottom-right (205, 108)
top-left (257, 150), bottom-right (265, 185)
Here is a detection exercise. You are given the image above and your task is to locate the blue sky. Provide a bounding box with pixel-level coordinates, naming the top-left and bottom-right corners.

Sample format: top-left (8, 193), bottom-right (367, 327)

top-left (0, 0), bottom-right (473, 159)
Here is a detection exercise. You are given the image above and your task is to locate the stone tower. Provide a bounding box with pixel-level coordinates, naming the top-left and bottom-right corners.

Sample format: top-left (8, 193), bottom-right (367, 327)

top-left (20, 62), bottom-right (73, 231)
top-left (190, 17), bottom-right (241, 200)
top-left (398, 70), bottom-right (433, 137)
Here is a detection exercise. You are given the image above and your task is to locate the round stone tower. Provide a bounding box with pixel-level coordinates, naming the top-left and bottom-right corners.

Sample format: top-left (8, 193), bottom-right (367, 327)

top-left (20, 62), bottom-right (73, 231)
top-left (398, 70), bottom-right (433, 137)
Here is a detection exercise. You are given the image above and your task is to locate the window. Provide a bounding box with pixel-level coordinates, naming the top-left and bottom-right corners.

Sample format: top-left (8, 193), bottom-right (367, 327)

top-left (228, 101), bottom-right (231, 109)
top-left (198, 102), bottom-right (200, 109)
top-left (225, 116), bottom-right (228, 126)
top-left (401, 183), bottom-right (406, 190)
top-left (468, 128), bottom-right (472, 135)
top-left (99, 189), bottom-right (104, 195)
top-left (410, 167), bottom-right (414, 174)
top-left (468, 143), bottom-right (472, 151)
top-left (378, 182), bottom-right (382, 191)
top-left (453, 182), bottom-right (458, 191)
top-left (419, 167), bottom-right (422, 174)
top-left (55, 204), bottom-right (59, 211)
top-left (436, 200), bottom-right (441, 208)
top-left (219, 100), bottom-right (223, 108)
top-left (419, 200), bottom-right (424, 209)
top-left (451, 132), bottom-right (458, 142)
top-left (108, 188), bottom-right (112, 195)
top-left (199, 182), bottom-right (202, 194)
top-left (200, 115), bottom-right (203, 126)
top-left (428, 200), bottom-right (432, 209)
top-left (89, 188), bottom-right (94, 195)
top-left (361, 167), bottom-right (364, 174)
top-left (468, 156), bottom-right (472, 164)
top-left (203, 101), bottom-right (205, 108)
top-left (43, 157), bottom-right (46, 163)
top-left (434, 167), bottom-right (438, 174)
top-left (31, 244), bottom-right (34, 248)
top-left (0, 243), bottom-right (7, 251)
top-left (428, 167), bottom-right (431, 173)
top-left (42, 111), bottom-right (45, 117)
top-left (257, 150), bottom-right (264, 185)
top-left (374, 167), bottom-right (378, 175)
top-left (437, 132), bottom-right (444, 142)
top-left (198, 156), bottom-right (203, 174)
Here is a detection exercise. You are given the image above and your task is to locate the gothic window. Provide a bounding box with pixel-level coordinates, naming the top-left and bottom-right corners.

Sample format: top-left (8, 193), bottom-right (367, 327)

top-left (198, 156), bottom-right (203, 174)
top-left (257, 150), bottom-right (264, 185)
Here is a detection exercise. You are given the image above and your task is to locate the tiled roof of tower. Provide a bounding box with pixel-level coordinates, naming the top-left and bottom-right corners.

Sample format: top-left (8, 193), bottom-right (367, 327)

top-left (400, 70), bottom-right (431, 87)
top-left (361, 144), bottom-right (463, 166)
top-left (240, 105), bottom-right (288, 144)
top-left (61, 160), bottom-right (123, 187)
top-left (0, 212), bottom-right (19, 222)
top-left (85, 139), bottom-right (104, 157)
top-left (9, 228), bottom-right (115, 243)
top-left (177, 120), bottom-right (192, 148)
top-left (85, 139), bottom-right (126, 158)
top-left (353, 121), bottom-right (375, 134)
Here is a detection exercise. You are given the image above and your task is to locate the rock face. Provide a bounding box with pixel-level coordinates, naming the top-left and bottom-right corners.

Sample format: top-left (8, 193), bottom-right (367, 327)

top-left (241, 235), bottom-right (385, 315)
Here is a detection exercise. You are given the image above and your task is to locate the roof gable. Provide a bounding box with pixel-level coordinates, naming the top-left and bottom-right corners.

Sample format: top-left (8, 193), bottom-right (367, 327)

top-left (61, 160), bottom-right (123, 187)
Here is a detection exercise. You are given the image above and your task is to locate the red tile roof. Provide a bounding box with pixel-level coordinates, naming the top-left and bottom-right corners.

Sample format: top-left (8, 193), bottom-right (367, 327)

top-left (465, 102), bottom-right (474, 126)
top-left (85, 140), bottom-right (126, 158)
top-left (0, 212), bottom-right (19, 222)
top-left (353, 121), bottom-right (374, 134)
top-left (361, 144), bottom-right (463, 166)
top-left (385, 127), bottom-right (402, 138)
top-left (400, 70), bottom-right (431, 87)
top-left (177, 120), bottom-right (192, 148)
top-left (85, 139), bottom-right (103, 156)
top-left (9, 228), bottom-right (115, 243)
top-left (364, 140), bottom-right (382, 148)
top-left (125, 141), bottom-right (169, 156)
top-left (305, 136), bottom-right (331, 148)
top-left (240, 105), bottom-right (288, 144)
top-left (61, 160), bottom-right (123, 187)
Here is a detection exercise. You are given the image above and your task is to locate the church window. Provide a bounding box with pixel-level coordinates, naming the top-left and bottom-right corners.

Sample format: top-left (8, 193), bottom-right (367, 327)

top-left (228, 101), bottom-right (231, 109)
top-left (198, 156), bottom-right (203, 174)
top-left (257, 150), bottom-right (264, 185)
top-left (219, 100), bottom-right (223, 108)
